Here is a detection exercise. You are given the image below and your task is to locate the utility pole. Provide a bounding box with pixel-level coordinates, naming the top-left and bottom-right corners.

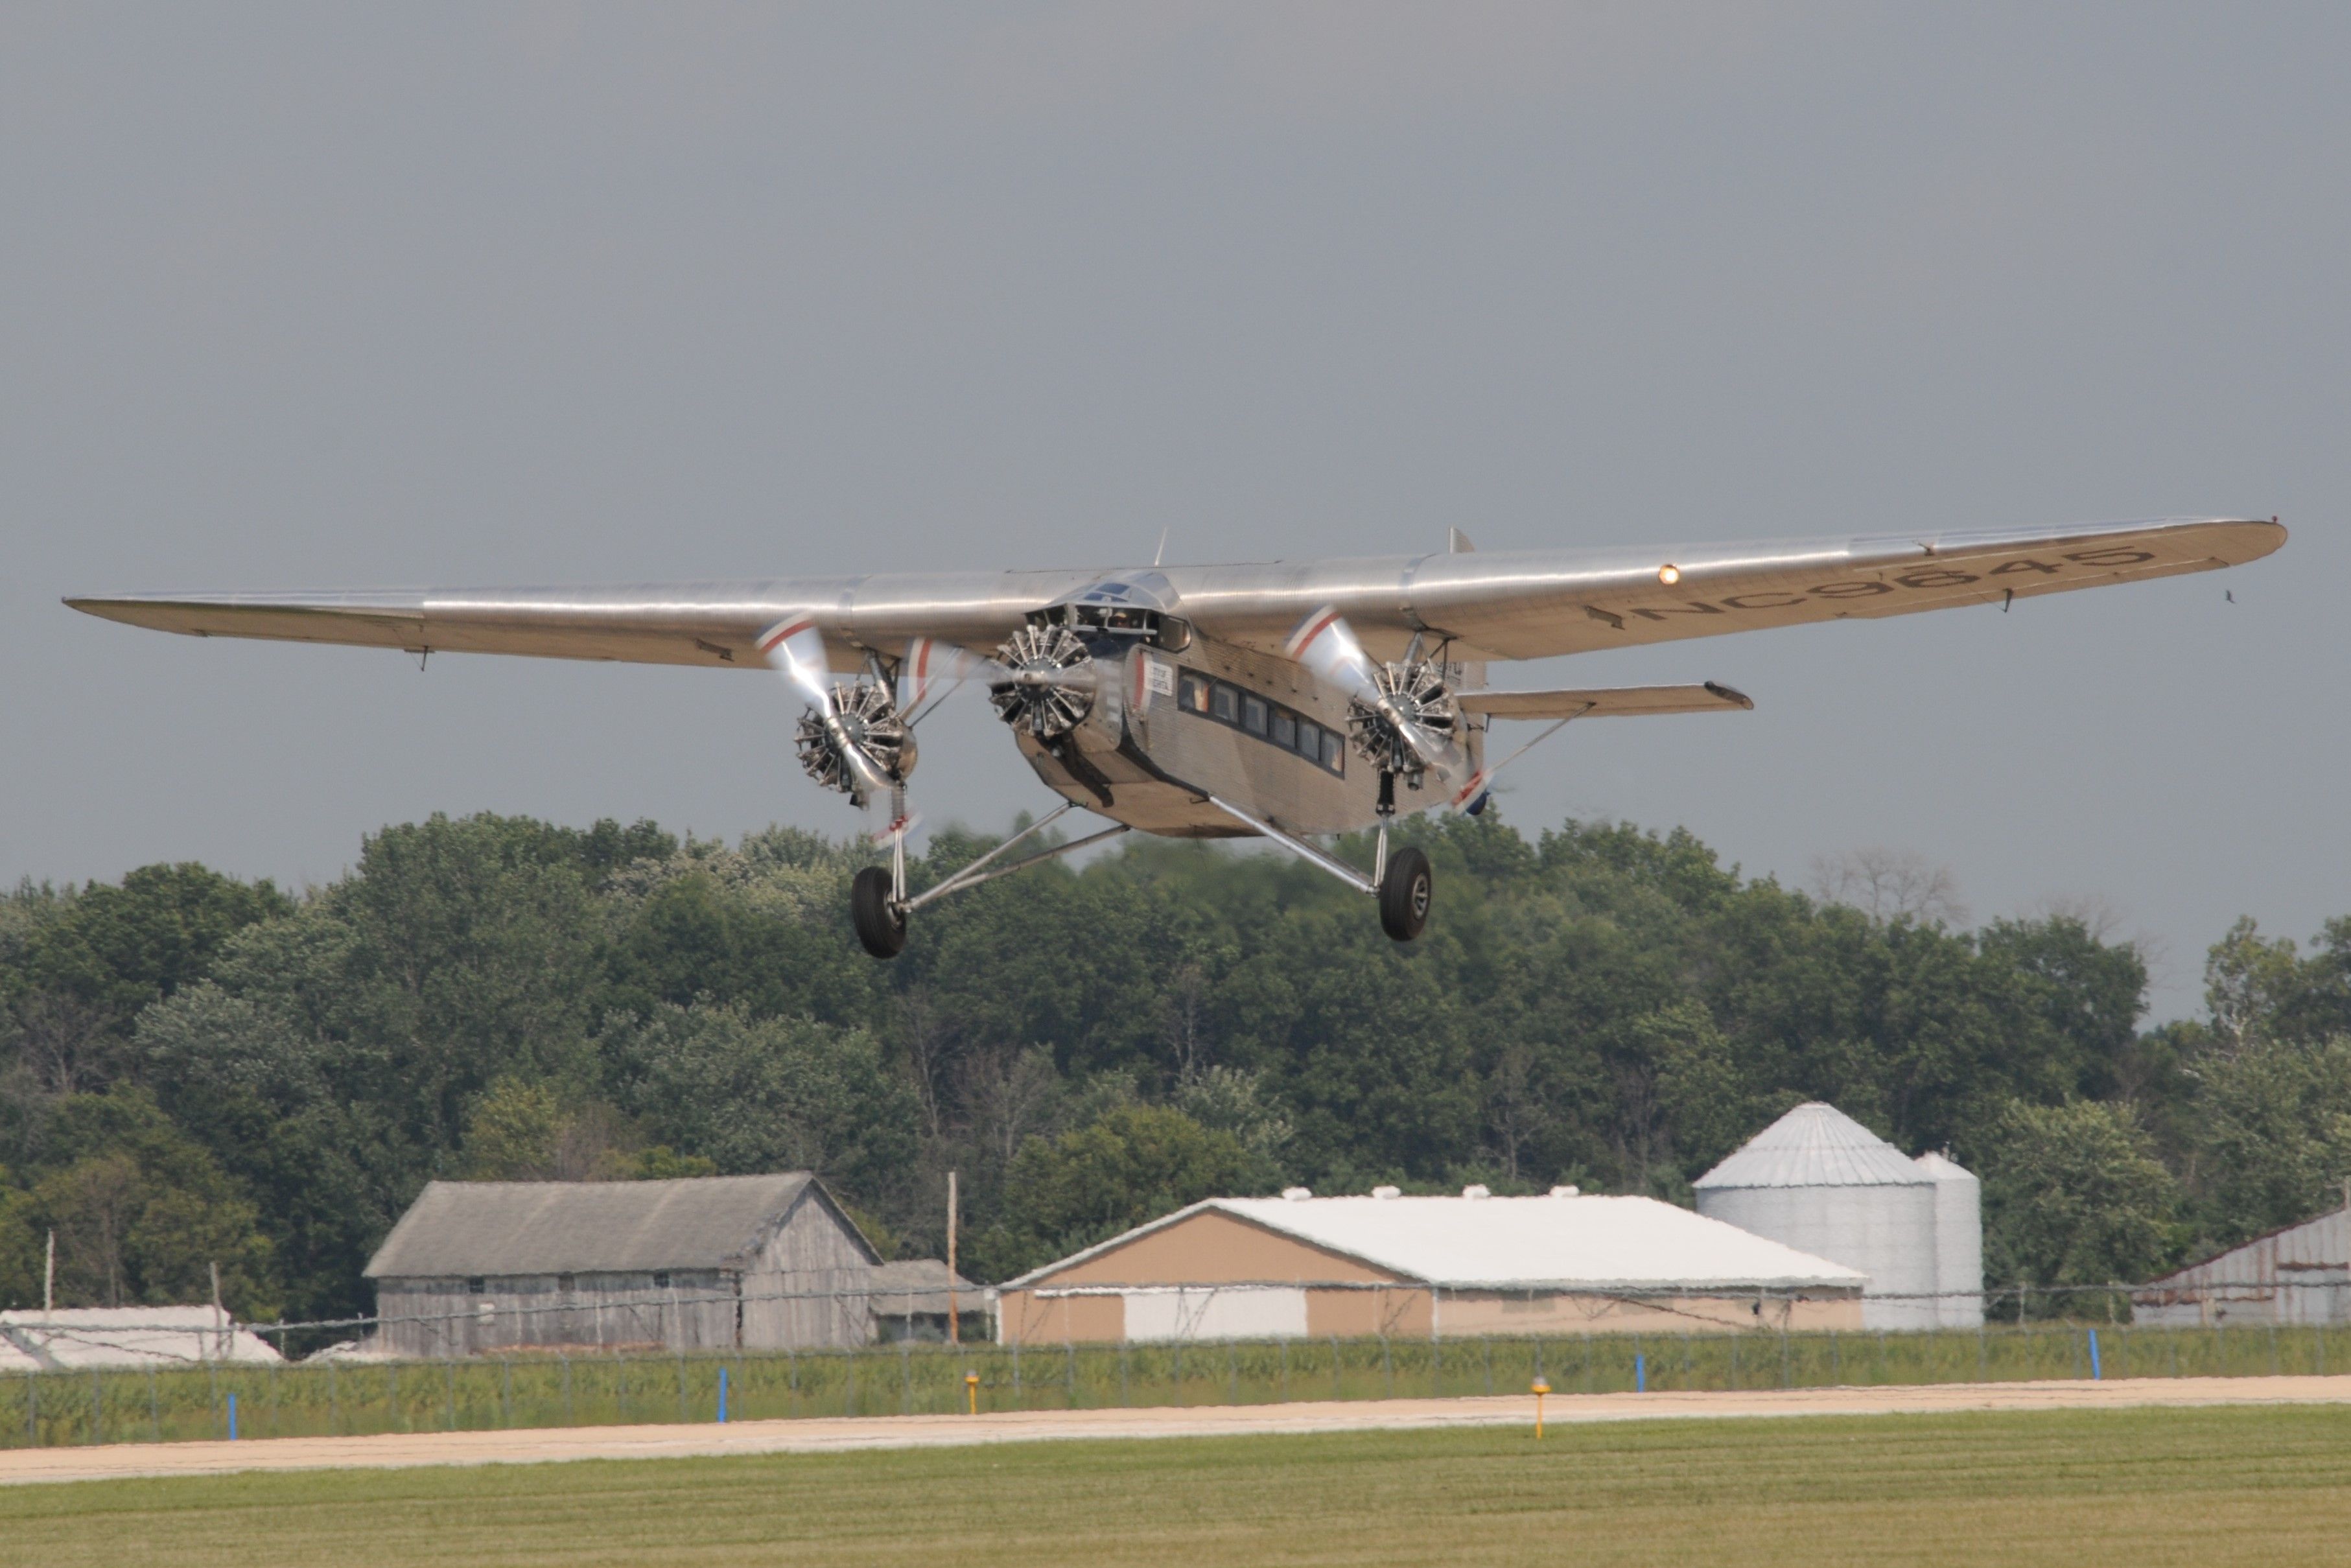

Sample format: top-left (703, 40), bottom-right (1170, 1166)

top-left (209, 1261), bottom-right (225, 1363)
top-left (43, 1230), bottom-right (54, 1317)
top-left (946, 1170), bottom-right (960, 1347)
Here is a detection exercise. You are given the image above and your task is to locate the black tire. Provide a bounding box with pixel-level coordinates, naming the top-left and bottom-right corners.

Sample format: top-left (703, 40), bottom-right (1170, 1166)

top-left (1378, 846), bottom-right (1433, 942)
top-left (851, 866), bottom-right (907, 959)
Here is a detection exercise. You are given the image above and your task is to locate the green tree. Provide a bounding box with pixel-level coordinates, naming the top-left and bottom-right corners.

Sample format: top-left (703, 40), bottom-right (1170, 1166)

top-left (2190, 1038), bottom-right (2351, 1249)
top-left (23, 1088), bottom-right (278, 1316)
top-left (606, 1001), bottom-right (918, 1196)
top-left (980, 1105), bottom-right (1269, 1279)
top-left (1975, 1098), bottom-right (2183, 1300)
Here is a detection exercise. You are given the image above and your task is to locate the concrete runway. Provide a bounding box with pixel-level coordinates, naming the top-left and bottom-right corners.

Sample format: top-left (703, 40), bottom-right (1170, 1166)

top-left (6, 1375), bottom-right (2350, 1486)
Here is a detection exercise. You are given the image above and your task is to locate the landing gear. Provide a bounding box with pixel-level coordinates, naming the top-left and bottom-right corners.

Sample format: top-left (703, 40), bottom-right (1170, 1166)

top-left (1378, 845), bottom-right (1433, 942)
top-left (846, 801), bottom-right (1131, 960)
top-left (850, 866), bottom-right (907, 958)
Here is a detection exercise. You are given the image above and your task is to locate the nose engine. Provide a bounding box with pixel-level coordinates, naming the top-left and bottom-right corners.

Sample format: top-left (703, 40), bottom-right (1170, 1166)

top-left (987, 624), bottom-right (1095, 739)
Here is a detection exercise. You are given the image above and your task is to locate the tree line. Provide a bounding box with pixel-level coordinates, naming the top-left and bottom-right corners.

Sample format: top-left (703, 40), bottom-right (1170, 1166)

top-left (2, 809), bottom-right (2345, 1324)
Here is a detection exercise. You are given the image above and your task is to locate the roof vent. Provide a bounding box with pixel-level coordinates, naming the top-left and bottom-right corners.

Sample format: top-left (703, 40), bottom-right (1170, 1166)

top-left (1281, 1186), bottom-right (1313, 1201)
top-left (1461, 1184), bottom-right (1490, 1200)
top-left (1550, 1185), bottom-right (1580, 1198)
top-left (1370, 1185), bottom-right (1401, 1200)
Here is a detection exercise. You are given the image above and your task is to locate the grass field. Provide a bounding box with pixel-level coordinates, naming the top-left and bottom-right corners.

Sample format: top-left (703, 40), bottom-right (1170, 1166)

top-left (3, 1405), bottom-right (2348, 1567)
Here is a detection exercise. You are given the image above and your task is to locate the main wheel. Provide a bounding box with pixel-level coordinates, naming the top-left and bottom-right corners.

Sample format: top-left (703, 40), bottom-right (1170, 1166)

top-left (1378, 846), bottom-right (1433, 942)
top-left (850, 866), bottom-right (907, 959)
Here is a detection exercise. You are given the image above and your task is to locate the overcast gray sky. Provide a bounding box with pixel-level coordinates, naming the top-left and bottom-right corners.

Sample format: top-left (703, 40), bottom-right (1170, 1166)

top-left (5, 5), bottom-right (2343, 1018)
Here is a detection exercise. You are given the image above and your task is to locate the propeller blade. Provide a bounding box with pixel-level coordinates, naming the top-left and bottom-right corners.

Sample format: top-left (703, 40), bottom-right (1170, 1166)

top-left (758, 616), bottom-right (836, 709)
top-left (1284, 607), bottom-right (1464, 782)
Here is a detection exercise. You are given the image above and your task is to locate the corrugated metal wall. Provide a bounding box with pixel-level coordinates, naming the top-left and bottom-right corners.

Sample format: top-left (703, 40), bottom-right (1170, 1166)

top-left (2135, 1208), bottom-right (2351, 1326)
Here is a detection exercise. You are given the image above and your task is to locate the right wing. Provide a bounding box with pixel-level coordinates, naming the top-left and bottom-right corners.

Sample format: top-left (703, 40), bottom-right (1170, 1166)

top-left (1460, 682), bottom-right (1753, 720)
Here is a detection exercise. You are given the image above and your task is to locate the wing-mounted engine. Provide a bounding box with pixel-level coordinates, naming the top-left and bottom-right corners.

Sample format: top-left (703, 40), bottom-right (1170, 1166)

top-left (795, 679), bottom-right (915, 796)
top-left (1347, 657), bottom-right (1460, 787)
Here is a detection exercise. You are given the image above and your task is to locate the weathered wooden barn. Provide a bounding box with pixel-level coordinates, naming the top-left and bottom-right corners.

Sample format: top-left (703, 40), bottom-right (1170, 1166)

top-left (364, 1174), bottom-right (882, 1357)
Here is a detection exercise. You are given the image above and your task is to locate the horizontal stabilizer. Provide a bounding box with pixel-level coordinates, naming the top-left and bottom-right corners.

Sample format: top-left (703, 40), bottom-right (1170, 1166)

top-left (1458, 682), bottom-right (1753, 720)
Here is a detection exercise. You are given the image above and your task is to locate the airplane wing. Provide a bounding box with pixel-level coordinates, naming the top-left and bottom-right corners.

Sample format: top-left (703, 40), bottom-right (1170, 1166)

top-left (66, 517), bottom-right (2281, 670)
top-left (1459, 682), bottom-right (1753, 720)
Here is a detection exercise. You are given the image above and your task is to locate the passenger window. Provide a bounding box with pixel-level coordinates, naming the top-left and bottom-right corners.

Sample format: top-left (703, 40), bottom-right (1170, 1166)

top-left (1272, 711), bottom-right (1296, 749)
top-left (1322, 730), bottom-right (1345, 773)
top-left (1180, 672), bottom-right (1208, 712)
top-left (1296, 720), bottom-right (1319, 758)
top-left (1243, 696), bottom-right (1268, 735)
top-left (1211, 684), bottom-right (1238, 723)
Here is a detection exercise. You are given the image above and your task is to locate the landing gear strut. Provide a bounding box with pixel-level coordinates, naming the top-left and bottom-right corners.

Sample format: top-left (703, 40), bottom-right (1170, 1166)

top-left (848, 801), bottom-right (1130, 960)
top-left (1204, 770), bottom-right (1434, 944)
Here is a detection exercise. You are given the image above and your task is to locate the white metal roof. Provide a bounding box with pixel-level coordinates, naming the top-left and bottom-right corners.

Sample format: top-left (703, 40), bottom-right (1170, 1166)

top-left (1693, 1103), bottom-right (1929, 1191)
top-left (0, 1307), bottom-right (285, 1369)
top-left (1913, 1149), bottom-right (1978, 1185)
top-left (0, 1338), bottom-right (39, 1373)
top-left (1008, 1193), bottom-right (1866, 1293)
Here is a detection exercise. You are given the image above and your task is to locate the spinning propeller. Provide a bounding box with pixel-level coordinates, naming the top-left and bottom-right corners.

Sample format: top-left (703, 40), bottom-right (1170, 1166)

top-left (1283, 607), bottom-right (1465, 792)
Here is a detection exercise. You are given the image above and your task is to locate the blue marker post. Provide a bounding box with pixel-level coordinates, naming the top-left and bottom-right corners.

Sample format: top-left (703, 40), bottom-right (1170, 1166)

top-left (718, 1367), bottom-right (729, 1424)
top-left (1634, 1353), bottom-right (1646, 1393)
top-left (2088, 1329), bottom-right (2102, 1381)
top-left (228, 1392), bottom-right (239, 1442)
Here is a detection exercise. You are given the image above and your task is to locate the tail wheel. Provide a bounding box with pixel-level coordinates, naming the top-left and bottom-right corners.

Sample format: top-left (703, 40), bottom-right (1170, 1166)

top-left (1378, 846), bottom-right (1433, 942)
top-left (851, 866), bottom-right (907, 959)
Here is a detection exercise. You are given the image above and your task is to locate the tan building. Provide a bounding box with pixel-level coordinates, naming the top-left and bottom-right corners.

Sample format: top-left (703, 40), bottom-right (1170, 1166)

top-left (995, 1186), bottom-right (1866, 1344)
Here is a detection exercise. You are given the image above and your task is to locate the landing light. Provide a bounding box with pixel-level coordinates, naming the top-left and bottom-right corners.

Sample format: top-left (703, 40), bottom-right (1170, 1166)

top-left (1657, 563), bottom-right (1681, 585)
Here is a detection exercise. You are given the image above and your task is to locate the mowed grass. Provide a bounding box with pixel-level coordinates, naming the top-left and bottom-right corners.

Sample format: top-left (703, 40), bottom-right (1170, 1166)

top-left (5, 1406), bottom-right (2350, 1568)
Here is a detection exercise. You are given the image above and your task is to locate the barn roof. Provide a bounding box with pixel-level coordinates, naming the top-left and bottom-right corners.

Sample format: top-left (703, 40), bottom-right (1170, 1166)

top-left (1693, 1103), bottom-right (1929, 1191)
top-left (868, 1259), bottom-right (981, 1318)
top-left (1004, 1192), bottom-right (1865, 1294)
top-left (364, 1173), bottom-right (854, 1278)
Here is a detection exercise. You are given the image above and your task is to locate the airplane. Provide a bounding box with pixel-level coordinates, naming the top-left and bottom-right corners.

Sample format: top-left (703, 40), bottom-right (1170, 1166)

top-left (68, 515), bottom-right (2283, 959)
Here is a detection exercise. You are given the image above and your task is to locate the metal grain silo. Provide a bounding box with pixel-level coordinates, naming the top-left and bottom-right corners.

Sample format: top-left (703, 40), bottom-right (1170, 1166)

top-left (1914, 1150), bottom-right (1983, 1327)
top-left (1694, 1103), bottom-right (1939, 1330)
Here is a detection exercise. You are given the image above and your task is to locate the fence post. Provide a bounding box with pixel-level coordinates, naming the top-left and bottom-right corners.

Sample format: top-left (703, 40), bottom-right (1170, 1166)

top-left (1635, 1352), bottom-right (1646, 1394)
top-left (228, 1391), bottom-right (239, 1442)
top-left (2088, 1329), bottom-right (2101, 1381)
top-left (88, 1368), bottom-right (101, 1446)
top-left (718, 1366), bottom-right (729, 1424)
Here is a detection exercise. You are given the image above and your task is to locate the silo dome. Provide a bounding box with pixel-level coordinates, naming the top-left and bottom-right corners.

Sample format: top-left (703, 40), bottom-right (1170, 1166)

top-left (1914, 1150), bottom-right (1983, 1327)
top-left (1694, 1103), bottom-right (1939, 1330)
